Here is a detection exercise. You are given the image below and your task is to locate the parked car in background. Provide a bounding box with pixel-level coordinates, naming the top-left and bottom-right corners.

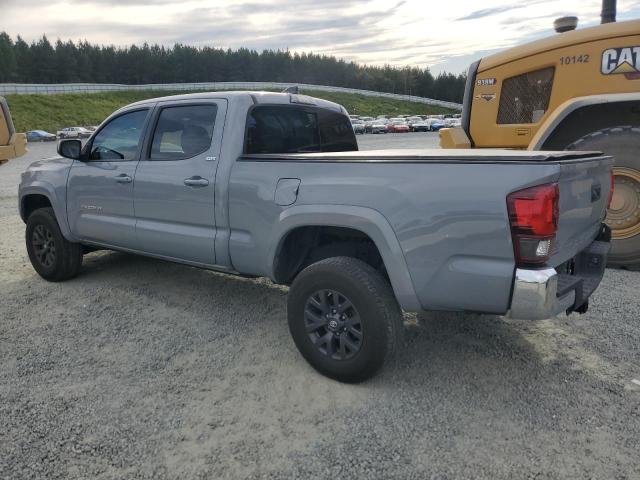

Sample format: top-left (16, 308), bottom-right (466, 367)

top-left (387, 120), bottom-right (410, 133)
top-left (425, 118), bottom-right (446, 131)
top-left (444, 118), bottom-right (462, 128)
top-left (406, 117), bottom-right (430, 132)
top-left (351, 119), bottom-right (365, 135)
top-left (365, 118), bottom-right (388, 134)
top-left (57, 127), bottom-right (92, 139)
top-left (84, 126), bottom-right (98, 132)
top-left (26, 130), bottom-right (56, 142)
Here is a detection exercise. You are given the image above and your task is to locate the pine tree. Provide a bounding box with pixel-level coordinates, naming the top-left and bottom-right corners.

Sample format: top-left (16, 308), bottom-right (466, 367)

top-left (0, 32), bottom-right (17, 82)
top-left (0, 31), bottom-right (465, 102)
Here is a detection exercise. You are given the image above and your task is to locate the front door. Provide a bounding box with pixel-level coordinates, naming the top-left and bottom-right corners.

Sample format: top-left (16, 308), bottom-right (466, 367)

top-left (66, 108), bottom-right (151, 248)
top-left (133, 100), bottom-right (226, 265)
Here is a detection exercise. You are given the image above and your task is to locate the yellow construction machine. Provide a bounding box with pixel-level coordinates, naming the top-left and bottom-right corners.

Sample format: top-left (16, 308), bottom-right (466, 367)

top-left (441, 0), bottom-right (640, 267)
top-left (0, 96), bottom-right (27, 166)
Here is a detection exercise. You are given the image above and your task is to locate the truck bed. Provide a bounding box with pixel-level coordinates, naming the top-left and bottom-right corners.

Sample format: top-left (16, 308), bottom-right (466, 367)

top-left (230, 149), bottom-right (613, 314)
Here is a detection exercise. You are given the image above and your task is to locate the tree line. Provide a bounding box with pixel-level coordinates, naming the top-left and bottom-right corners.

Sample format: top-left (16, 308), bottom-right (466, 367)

top-left (0, 33), bottom-right (466, 103)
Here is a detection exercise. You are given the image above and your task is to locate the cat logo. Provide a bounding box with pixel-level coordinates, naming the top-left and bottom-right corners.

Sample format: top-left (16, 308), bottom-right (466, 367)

top-left (601, 46), bottom-right (640, 77)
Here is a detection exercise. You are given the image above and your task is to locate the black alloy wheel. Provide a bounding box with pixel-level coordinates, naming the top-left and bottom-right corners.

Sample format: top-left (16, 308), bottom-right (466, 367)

top-left (31, 223), bottom-right (57, 268)
top-left (304, 289), bottom-right (363, 360)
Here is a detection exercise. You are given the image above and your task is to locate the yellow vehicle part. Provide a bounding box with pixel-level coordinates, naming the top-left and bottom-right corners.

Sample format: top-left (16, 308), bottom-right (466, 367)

top-left (527, 92), bottom-right (640, 150)
top-left (0, 96), bottom-right (27, 165)
top-left (608, 166), bottom-right (640, 239)
top-left (441, 18), bottom-right (640, 267)
top-left (439, 127), bottom-right (471, 149)
top-left (466, 19), bottom-right (640, 149)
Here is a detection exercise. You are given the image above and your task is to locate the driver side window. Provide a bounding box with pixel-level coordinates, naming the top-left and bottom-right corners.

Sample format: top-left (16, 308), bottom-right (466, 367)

top-left (89, 110), bottom-right (148, 161)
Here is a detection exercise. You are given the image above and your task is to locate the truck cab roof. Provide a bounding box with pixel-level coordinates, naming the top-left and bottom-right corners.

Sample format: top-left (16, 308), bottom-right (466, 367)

top-left (125, 91), bottom-right (346, 114)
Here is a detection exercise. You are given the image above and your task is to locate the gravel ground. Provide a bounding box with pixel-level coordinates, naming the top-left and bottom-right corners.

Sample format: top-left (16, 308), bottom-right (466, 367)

top-left (1, 140), bottom-right (639, 480)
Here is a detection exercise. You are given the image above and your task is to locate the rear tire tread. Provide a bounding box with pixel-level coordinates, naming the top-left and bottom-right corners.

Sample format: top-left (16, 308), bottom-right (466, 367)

top-left (288, 256), bottom-right (403, 383)
top-left (565, 126), bottom-right (640, 268)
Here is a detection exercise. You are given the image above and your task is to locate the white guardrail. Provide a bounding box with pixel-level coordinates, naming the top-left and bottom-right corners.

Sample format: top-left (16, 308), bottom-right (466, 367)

top-left (0, 82), bottom-right (462, 111)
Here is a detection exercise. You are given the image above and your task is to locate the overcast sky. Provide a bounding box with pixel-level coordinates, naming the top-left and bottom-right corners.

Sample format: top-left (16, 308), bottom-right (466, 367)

top-left (3, 0), bottom-right (640, 74)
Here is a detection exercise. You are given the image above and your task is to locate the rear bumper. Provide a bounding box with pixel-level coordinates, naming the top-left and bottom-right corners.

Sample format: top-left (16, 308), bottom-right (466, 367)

top-left (507, 226), bottom-right (611, 320)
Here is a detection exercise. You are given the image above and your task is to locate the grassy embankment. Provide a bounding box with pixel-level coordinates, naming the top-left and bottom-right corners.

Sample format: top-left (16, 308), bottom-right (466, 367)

top-left (5, 89), bottom-right (456, 133)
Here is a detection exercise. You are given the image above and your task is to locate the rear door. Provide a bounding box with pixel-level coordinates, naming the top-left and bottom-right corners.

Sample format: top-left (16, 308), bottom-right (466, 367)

top-left (133, 99), bottom-right (226, 265)
top-left (66, 108), bottom-right (151, 248)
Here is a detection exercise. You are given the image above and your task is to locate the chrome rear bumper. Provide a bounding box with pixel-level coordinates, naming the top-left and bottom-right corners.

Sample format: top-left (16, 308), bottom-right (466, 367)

top-left (507, 227), bottom-right (610, 320)
top-left (507, 268), bottom-right (575, 320)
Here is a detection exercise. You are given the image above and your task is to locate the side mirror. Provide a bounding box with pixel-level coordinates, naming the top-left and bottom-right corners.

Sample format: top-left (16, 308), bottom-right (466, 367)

top-left (58, 139), bottom-right (82, 160)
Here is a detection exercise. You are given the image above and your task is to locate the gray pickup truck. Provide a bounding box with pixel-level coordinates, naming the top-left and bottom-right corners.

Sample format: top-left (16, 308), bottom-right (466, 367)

top-left (19, 91), bottom-right (613, 382)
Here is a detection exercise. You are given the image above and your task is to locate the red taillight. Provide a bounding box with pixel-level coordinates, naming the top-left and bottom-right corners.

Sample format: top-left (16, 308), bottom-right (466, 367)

top-left (607, 171), bottom-right (615, 209)
top-left (507, 183), bottom-right (559, 266)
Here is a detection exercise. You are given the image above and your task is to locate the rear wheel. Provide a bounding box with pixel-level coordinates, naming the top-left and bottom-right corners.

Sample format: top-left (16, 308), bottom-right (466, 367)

top-left (287, 256), bottom-right (403, 383)
top-left (565, 126), bottom-right (640, 268)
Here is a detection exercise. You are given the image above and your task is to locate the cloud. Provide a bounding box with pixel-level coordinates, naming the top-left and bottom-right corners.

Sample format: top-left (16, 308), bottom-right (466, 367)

top-left (3, 0), bottom-right (634, 74)
top-left (455, 0), bottom-right (557, 21)
top-left (500, 11), bottom-right (564, 24)
top-left (456, 6), bottom-right (524, 21)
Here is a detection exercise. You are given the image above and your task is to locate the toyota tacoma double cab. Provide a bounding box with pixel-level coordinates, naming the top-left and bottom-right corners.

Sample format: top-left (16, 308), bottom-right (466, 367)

top-left (19, 91), bottom-right (613, 382)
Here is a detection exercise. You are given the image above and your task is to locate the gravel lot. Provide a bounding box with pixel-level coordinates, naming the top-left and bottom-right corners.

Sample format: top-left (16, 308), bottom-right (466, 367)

top-left (1, 138), bottom-right (639, 479)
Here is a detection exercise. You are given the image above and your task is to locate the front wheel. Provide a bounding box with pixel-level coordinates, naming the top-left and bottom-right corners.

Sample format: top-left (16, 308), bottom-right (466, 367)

top-left (566, 126), bottom-right (640, 268)
top-left (26, 207), bottom-right (83, 281)
top-left (287, 257), bottom-right (403, 383)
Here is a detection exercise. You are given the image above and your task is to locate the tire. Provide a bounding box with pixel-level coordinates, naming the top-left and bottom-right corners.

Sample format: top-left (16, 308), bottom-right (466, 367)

top-left (287, 256), bottom-right (403, 383)
top-left (26, 207), bottom-right (83, 281)
top-left (566, 126), bottom-right (640, 268)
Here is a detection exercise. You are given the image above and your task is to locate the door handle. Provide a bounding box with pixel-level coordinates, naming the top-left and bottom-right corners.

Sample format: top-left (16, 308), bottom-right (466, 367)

top-left (184, 176), bottom-right (209, 187)
top-left (115, 174), bottom-right (132, 184)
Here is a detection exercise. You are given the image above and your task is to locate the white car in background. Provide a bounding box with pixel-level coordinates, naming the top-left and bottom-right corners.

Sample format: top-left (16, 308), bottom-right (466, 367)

top-left (351, 119), bottom-right (366, 135)
top-left (443, 118), bottom-right (462, 128)
top-left (406, 116), bottom-right (430, 132)
top-left (57, 127), bottom-right (92, 139)
top-left (366, 118), bottom-right (388, 134)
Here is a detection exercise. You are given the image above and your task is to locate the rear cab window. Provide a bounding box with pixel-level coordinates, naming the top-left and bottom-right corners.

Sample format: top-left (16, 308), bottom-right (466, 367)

top-left (245, 105), bottom-right (358, 154)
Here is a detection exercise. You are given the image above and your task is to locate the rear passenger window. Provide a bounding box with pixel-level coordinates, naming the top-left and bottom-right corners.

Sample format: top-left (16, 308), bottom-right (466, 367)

top-left (150, 105), bottom-right (217, 160)
top-left (318, 110), bottom-right (358, 152)
top-left (245, 106), bottom-right (357, 154)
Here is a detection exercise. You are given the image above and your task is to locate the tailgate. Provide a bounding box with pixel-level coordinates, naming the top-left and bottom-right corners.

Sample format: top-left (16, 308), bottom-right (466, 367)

top-left (551, 155), bottom-right (614, 266)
